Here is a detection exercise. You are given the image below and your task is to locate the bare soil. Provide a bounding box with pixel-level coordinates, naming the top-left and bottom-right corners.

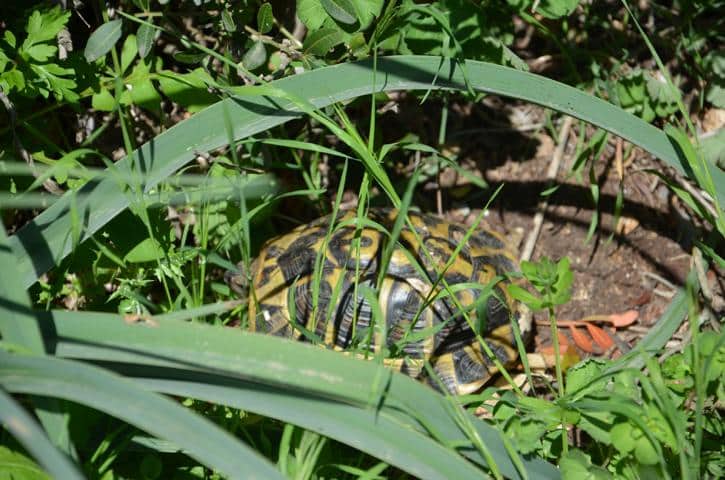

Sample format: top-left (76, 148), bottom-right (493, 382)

top-left (368, 94), bottom-right (724, 361)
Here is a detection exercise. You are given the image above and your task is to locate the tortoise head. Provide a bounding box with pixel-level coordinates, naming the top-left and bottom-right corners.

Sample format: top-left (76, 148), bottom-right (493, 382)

top-left (224, 261), bottom-right (252, 298)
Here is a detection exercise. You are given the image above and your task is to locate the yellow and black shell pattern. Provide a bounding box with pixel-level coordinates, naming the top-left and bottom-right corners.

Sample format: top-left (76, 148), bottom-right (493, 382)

top-left (239, 208), bottom-right (531, 395)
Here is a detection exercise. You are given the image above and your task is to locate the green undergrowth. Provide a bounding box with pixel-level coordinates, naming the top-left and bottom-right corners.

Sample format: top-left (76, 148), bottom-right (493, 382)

top-left (1, 1), bottom-right (723, 479)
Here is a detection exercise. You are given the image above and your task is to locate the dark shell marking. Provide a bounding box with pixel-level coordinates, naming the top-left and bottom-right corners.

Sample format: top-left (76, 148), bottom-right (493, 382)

top-left (245, 208), bottom-right (531, 395)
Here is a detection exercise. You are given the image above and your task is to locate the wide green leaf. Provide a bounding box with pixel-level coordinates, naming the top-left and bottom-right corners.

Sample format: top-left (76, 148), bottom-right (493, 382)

top-left (303, 27), bottom-right (345, 55)
top-left (0, 389), bottom-right (81, 480)
top-left (84, 19), bottom-right (123, 62)
top-left (11, 56), bottom-right (721, 288)
top-left (321, 0), bottom-right (358, 25)
top-left (0, 223), bottom-right (43, 353)
top-left (128, 373), bottom-right (486, 480)
top-left (257, 3), bottom-right (275, 34)
top-left (297, 0), bottom-right (327, 30)
top-left (136, 22), bottom-right (155, 59)
top-left (0, 352), bottom-right (285, 480)
top-left (41, 309), bottom-right (559, 479)
top-left (242, 41), bottom-right (267, 70)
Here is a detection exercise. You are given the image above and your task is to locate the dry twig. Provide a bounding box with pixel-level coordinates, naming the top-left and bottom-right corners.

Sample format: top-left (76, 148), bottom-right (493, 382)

top-left (520, 115), bottom-right (574, 262)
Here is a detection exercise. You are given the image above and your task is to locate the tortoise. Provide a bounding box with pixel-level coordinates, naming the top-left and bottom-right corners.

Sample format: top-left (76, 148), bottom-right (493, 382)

top-left (227, 208), bottom-right (531, 395)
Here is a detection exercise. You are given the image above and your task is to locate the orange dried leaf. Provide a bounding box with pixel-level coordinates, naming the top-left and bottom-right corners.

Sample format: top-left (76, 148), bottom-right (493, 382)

top-left (558, 331), bottom-right (570, 348)
top-left (569, 325), bottom-right (595, 353)
top-left (585, 323), bottom-right (615, 351)
top-left (608, 310), bottom-right (639, 328)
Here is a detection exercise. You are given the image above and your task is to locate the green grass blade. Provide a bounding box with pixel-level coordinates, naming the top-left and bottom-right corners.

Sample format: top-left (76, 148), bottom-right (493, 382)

top-left (259, 138), bottom-right (355, 159)
top-left (10, 55), bottom-right (723, 288)
top-left (610, 279), bottom-right (690, 372)
top-left (0, 351), bottom-right (285, 480)
top-left (41, 309), bottom-right (559, 479)
top-left (0, 387), bottom-right (83, 480)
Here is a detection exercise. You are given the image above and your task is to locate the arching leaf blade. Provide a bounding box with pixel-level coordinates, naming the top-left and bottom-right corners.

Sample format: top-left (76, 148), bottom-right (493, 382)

top-left (11, 55), bottom-right (718, 290)
top-left (0, 352), bottom-right (285, 480)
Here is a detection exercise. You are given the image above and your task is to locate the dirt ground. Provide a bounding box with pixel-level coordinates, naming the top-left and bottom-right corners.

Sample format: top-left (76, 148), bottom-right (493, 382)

top-left (368, 94), bottom-right (724, 360)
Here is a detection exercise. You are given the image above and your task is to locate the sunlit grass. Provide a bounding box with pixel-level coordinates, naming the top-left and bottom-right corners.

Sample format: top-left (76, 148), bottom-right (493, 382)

top-left (1, 50), bottom-right (722, 478)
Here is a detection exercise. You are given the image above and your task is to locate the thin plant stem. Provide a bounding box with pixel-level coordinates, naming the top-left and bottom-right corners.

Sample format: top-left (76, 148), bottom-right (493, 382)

top-left (548, 304), bottom-right (567, 454)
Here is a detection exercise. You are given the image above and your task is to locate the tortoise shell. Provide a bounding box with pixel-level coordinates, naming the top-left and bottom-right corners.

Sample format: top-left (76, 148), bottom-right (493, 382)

top-left (233, 208), bottom-right (531, 395)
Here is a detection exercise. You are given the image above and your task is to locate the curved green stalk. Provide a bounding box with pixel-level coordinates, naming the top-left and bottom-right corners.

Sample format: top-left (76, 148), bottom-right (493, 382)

top-left (9, 55), bottom-right (721, 288)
